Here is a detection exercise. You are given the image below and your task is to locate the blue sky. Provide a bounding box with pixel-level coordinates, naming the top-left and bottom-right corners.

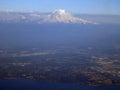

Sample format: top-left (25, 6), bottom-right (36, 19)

top-left (0, 0), bottom-right (120, 15)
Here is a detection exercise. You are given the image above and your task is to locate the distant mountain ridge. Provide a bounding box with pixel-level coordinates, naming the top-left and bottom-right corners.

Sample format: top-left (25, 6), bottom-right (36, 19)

top-left (0, 9), bottom-right (96, 24)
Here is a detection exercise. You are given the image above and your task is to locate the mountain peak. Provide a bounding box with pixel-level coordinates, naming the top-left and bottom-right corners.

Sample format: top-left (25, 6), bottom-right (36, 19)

top-left (53, 9), bottom-right (66, 15)
top-left (42, 9), bottom-right (94, 24)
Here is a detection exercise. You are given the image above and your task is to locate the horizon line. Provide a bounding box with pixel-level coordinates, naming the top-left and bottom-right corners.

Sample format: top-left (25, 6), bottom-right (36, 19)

top-left (0, 9), bottom-right (120, 16)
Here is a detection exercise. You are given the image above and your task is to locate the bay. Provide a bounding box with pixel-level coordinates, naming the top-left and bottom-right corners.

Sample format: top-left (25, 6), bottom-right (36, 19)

top-left (0, 79), bottom-right (120, 90)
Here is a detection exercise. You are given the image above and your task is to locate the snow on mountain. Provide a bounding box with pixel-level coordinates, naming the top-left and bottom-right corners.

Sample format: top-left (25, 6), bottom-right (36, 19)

top-left (0, 9), bottom-right (96, 24)
top-left (41, 9), bottom-right (93, 24)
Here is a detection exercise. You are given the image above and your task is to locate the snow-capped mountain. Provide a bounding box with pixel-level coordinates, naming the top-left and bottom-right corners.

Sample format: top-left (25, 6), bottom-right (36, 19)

top-left (0, 9), bottom-right (96, 24)
top-left (41, 9), bottom-right (92, 24)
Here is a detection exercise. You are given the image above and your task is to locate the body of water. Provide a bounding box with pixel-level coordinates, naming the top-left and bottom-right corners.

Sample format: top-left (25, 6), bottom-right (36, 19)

top-left (0, 79), bottom-right (120, 90)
